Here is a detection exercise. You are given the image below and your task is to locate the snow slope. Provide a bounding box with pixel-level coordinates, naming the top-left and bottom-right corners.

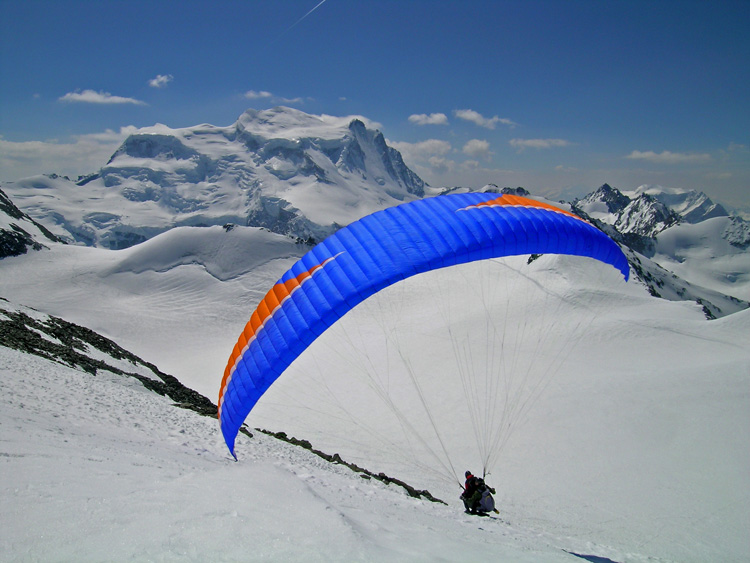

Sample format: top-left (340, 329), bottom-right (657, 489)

top-left (1, 225), bottom-right (749, 561)
top-left (0, 226), bottom-right (305, 398)
top-left (245, 256), bottom-right (750, 562)
top-left (653, 217), bottom-right (750, 301)
top-left (1, 343), bottom-right (568, 562)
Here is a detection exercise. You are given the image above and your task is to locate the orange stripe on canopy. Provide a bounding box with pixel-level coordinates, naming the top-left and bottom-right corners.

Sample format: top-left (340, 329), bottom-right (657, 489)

top-left (218, 256), bottom-right (338, 416)
top-left (462, 193), bottom-right (586, 222)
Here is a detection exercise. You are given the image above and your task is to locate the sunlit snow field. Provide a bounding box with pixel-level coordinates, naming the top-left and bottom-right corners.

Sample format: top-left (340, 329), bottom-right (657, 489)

top-left (1, 226), bottom-right (749, 562)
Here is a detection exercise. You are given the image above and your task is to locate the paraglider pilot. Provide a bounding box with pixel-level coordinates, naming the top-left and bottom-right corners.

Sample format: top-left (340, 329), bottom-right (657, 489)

top-left (461, 470), bottom-right (498, 515)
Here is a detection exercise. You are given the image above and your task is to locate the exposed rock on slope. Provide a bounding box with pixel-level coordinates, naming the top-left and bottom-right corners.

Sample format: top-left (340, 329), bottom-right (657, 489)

top-left (0, 187), bottom-right (64, 259)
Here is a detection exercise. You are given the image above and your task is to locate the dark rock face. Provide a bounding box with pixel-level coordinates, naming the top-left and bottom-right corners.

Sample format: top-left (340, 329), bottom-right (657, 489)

top-left (0, 188), bottom-right (64, 259)
top-left (0, 299), bottom-right (217, 417)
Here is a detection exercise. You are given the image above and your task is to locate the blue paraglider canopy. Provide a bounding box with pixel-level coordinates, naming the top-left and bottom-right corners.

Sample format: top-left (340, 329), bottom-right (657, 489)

top-left (217, 193), bottom-right (628, 458)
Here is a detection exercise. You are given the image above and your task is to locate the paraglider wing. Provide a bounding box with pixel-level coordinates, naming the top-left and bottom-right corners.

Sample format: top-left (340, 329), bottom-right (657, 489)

top-left (218, 193), bottom-right (629, 456)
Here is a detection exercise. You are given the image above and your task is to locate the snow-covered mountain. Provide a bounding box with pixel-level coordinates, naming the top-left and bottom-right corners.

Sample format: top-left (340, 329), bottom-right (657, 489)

top-left (574, 183), bottom-right (750, 302)
top-left (4, 107), bottom-right (425, 249)
top-left (629, 184), bottom-right (729, 223)
top-left (577, 183), bottom-right (680, 239)
top-left (3, 181), bottom-right (749, 318)
top-left (3, 107), bottom-right (748, 309)
top-left (575, 183), bottom-right (741, 241)
top-left (0, 298), bottom-right (215, 416)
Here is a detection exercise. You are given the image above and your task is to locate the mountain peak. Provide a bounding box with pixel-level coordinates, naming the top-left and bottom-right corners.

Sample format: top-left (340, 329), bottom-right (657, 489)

top-left (235, 106), bottom-right (378, 143)
top-left (582, 184), bottom-right (630, 214)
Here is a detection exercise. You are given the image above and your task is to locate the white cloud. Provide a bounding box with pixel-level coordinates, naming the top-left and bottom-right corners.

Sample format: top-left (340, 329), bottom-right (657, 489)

top-left (510, 138), bottom-right (573, 151)
top-left (148, 74), bottom-right (174, 88)
top-left (626, 150), bottom-right (712, 164)
top-left (244, 90), bottom-right (273, 99)
top-left (727, 142), bottom-right (748, 153)
top-left (454, 109), bottom-right (515, 129)
top-left (706, 171), bottom-right (732, 180)
top-left (58, 89), bottom-right (146, 105)
top-left (408, 113), bottom-right (449, 126)
top-left (277, 96), bottom-right (304, 105)
top-left (243, 90), bottom-right (304, 105)
top-left (0, 128), bottom-right (135, 181)
top-left (388, 139), bottom-right (455, 179)
top-left (427, 156), bottom-right (455, 174)
top-left (462, 139), bottom-right (491, 159)
top-left (389, 139), bottom-right (452, 160)
top-left (555, 164), bottom-right (578, 173)
top-left (82, 126), bottom-right (140, 143)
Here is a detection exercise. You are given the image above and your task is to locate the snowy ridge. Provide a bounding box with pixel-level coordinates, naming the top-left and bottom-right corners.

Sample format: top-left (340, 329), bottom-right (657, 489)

top-left (0, 298), bottom-right (215, 413)
top-left (101, 224), bottom-right (308, 282)
top-left (624, 245), bottom-right (748, 317)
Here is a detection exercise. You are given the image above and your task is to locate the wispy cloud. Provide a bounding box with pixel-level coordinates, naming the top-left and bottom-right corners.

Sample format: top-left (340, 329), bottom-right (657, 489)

top-left (390, 139), bottom-right (451, 157)
top-left (555, 164), bottom-right (578, 173)
top-left (426, 156), bottom-right (455, 174)
top-left (462, 139), bottom-right (491, 159)
top-left (59, 89), bottom-right (146, 105)
top-left (243, 90), bottom-right (304, 105)
top-left (148, 74), bottom-right (173, 88)
top-left (244, 90), bottom-right (273, 100)
top-left (454, 109), bottom-right (515, 129)
top-left (408, 113), bottom-right (449, 126)
top-left (0, 127), bottom-right (136, 181)
top-left (510, 138), bottom-right (573, 151)
top-left (626, 150), bottom-right (712, 164)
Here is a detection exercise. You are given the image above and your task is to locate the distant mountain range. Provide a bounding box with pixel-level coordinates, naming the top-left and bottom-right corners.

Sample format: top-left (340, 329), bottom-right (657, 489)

top-left (574, 182), bottom-right (742, 243)
top-left (1, 106), bottom-right (748, 317)
top-left (569, 183), bottom-right (749, 316)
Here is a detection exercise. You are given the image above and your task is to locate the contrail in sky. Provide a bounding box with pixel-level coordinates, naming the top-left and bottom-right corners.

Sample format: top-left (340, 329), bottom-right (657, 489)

top-left (286, 0), bottom-right (328, 33)
top-left (265, 0), bottom-right (329, 50)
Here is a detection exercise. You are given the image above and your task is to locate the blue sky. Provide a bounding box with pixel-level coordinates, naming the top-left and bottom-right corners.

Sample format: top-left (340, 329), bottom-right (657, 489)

top-left (1, 0), bottom-right (748, 208)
